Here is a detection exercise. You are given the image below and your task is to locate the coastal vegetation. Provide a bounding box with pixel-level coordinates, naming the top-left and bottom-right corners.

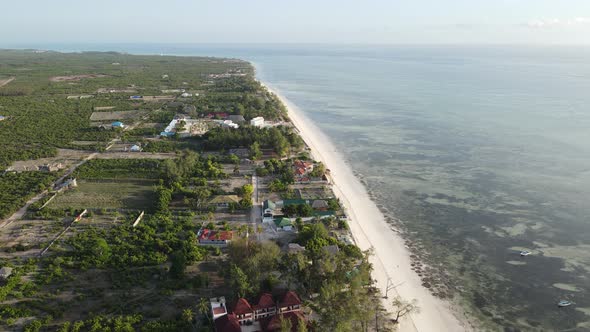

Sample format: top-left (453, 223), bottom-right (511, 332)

top-left (0, 50), bottom-right (393, 331)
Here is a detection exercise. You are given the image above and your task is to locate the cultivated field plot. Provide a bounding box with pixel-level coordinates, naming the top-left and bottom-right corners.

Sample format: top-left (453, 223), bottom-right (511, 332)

top-left (90, 110), bottom-right (146, 121)
top-left (7, 148), bottom-right (87, 172)
top-left (49, 179), bottom-right (157, 210)
top-left (0, 219), bottom-right (64, 259)
top-left (49, 74), bottom-right (108, 82)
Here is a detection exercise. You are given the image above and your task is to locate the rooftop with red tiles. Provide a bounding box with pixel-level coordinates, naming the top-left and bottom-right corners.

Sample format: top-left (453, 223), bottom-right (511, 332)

top-left (232, 298), bottom-right (253, 315)
top-left (279, 291), bottom-right (302, 308)
top-left (253, 293), bottom-right (275, 311)
top-left (198, 229), bottom-right (233, 241)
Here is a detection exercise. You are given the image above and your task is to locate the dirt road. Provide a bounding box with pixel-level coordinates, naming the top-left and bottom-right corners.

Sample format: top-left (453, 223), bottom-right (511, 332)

top-left (0, 77), bottom-right (15, 88)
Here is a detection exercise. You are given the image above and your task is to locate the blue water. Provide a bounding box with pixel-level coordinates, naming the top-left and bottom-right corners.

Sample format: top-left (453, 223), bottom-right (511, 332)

top-left (10, 43), bottom-right (590, 330)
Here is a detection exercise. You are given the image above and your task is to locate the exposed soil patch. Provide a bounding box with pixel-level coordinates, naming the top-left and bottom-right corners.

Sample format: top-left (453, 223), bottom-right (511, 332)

top-left (0, 76), bottom-right (15, 88)
top-left (49, 74), bottom-right (108, 82)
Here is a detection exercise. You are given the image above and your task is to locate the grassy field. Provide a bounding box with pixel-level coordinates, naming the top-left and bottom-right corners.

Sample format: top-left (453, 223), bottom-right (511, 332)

top-left (49, 179), bottom-right (157, 210)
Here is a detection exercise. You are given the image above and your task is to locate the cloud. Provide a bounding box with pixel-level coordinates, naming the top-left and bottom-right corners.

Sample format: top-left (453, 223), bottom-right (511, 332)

top-left (526, 17), bottom-right (590, 28)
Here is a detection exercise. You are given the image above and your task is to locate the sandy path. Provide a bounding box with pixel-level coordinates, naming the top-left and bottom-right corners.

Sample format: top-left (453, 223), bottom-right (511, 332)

top-left (0, 77), bottom-right (15, 88)
top-left (261, 81), bottom-right (472, 332)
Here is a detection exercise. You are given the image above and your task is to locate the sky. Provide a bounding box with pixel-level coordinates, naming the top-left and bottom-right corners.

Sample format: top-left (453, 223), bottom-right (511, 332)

top-left (2, 0), bottom-right (590, 45)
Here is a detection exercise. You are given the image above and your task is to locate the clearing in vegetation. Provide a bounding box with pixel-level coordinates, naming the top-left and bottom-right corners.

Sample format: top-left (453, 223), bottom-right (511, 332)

top-left (48, 179), bottom-right (157, 210)
top-left (89, 110), bottom-right (146, 121)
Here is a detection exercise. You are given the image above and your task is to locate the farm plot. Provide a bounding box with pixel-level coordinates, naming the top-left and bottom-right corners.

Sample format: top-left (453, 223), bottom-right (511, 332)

top-left (49, 179), bottom-right (157, 210)
top-left (49, 74), bottom-right (108, 82)
top-left (90, 110), bottom-right (147, 121)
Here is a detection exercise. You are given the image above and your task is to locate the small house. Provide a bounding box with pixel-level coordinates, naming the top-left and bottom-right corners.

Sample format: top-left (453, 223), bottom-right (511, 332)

top-left (197, 229), bottom-right (233, 246)
top-left (275, 217), bottom-right (293, 232)
top-left (312, 199), bottom-right (329, 211)
top-left (210, 296), bottom-right (228, 320)
top-left (262, 200), bottom-right (276, 223)
top-left (220, 120), bottom-right (239, 129)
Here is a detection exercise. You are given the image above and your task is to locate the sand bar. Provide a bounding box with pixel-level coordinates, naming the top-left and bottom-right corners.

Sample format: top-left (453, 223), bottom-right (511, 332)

top-left (261, 81), bottom-right (472, 332)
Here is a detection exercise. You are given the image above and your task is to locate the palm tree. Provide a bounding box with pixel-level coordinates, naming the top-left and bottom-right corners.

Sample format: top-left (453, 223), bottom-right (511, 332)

top-left (198, 297), bottom-right (212, 327)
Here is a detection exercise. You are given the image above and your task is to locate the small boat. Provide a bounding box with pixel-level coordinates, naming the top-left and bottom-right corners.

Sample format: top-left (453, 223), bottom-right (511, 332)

top-left (520, 250), bottom-right (532, 256)
top-left (558, 300), bottom-right (573, 307)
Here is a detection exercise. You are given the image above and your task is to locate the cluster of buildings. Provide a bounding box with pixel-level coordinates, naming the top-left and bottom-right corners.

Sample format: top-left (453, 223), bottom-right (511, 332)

top-left (262, 199), bottom-right (334, 230)
top-left (211, 291), bottom-right (306, 332)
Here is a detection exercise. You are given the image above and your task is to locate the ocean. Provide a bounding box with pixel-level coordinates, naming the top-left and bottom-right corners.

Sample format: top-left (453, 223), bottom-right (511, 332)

top-left (13, 43), bottom-right (590, 330)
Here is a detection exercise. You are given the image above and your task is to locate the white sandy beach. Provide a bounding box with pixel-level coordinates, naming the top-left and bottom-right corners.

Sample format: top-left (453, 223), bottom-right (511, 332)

top-left (261, 81), bottom-right (472, 332)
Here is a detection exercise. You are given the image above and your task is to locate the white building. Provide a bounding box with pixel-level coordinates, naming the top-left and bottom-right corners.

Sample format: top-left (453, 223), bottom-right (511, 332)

top-left (250, 116), bottom-right (264, 127)
top-left (210, 296), bottom-right (228, 320)
top-left (220, 120), bottom-right (239, 129)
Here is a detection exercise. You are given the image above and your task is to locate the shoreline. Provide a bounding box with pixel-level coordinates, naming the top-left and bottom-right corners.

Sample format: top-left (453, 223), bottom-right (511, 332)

top-left (260, 80), bottom-right (472, 332)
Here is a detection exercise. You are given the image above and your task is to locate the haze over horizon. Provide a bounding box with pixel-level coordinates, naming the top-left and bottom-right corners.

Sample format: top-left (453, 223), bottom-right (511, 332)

top-left (2, 0), bottom-right (590, 45)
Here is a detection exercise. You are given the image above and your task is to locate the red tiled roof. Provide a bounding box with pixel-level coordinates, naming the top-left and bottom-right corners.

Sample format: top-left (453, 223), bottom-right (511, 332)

top-left (199, 229), bottom-right (233, 241)
top-left (214, 313), bottom-right (241, 332)
top-left (232, 298), bottom-right (253, 315)
top-left (213, 307), bottom-right (227, 315)
top-left (254, 293), bottom-right (275, 310)
top-left (279, 291), bottom-right (301, 308)
top-left (263, 311), bottom-right (306, 332)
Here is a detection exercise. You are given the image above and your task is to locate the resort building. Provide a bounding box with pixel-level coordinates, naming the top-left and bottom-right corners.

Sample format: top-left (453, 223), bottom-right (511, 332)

top-left (250, 116), bottom-right (264, 127)
top-left (212, 291), bottom-right (305, 332)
